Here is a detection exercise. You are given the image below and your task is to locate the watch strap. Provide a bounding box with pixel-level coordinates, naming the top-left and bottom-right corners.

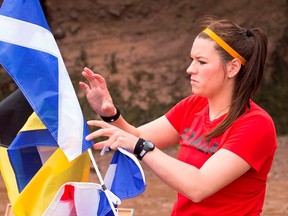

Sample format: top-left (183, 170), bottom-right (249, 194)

top-left (133, 138), bottom-right (145, 159)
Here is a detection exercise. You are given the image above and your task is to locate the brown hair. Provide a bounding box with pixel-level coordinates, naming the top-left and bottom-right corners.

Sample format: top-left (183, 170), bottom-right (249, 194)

top-left (197, 17), bottom-right (268, 140)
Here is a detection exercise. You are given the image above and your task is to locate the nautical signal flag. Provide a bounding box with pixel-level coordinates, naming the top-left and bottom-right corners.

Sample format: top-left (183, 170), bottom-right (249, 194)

top-left (104, 148), bottom-right (146, 200)
top-left (0, 0), bottom-right (93, 162)
top-left (0, 89), bottom-right (91, 215)
top-left (8, 112), bottom-right (58, 192)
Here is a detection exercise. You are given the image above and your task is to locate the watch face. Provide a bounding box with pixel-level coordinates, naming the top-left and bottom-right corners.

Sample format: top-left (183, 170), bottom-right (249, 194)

top-left (137, 140), bottom-right (155, 160)
top-left (145, 140), bottom-right (155, 149)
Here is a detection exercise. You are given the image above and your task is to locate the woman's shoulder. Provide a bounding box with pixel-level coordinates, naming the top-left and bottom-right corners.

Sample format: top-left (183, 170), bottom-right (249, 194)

top-left (243, 100), bottom-right (275, 123)
top-left (231, 100), bottom-right (276, 138)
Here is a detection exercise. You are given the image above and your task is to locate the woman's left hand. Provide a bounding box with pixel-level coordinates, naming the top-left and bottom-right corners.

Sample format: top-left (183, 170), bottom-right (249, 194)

top-left (86, 120), bottom-right (139, 153)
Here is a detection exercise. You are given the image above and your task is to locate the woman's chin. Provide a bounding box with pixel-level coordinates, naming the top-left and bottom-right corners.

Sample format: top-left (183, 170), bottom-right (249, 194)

top-left (191, 88), bottom-right (198, 95)
top-left (191, 89), bottom-right (204, 97)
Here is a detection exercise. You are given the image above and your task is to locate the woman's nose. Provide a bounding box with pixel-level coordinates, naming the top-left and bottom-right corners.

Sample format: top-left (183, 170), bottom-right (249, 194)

top-left (186, 61), bottom-right (195, 75)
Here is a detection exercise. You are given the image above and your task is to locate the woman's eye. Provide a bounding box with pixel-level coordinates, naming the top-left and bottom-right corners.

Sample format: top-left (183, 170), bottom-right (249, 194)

top-left (199, 61), bottom-right (206, 65)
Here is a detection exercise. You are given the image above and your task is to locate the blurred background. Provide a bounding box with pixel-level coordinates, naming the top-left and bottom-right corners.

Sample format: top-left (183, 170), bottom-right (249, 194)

top-left (0, 0), bottom-right (287, 215)
top-left (0, 0), bottom-right (287, 134)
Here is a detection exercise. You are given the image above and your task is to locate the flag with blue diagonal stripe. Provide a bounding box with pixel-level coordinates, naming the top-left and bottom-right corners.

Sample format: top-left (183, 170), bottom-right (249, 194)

top-left (0, 0), bottom-right (93, 162)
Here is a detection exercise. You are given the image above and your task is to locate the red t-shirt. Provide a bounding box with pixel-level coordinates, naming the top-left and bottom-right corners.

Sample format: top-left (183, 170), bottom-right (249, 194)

top-left (165, 95), bottom-right (277, 216)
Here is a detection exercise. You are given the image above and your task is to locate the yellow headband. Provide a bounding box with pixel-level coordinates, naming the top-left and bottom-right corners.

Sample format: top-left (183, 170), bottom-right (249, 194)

top-left (203, 28), bottom-right (247, 66)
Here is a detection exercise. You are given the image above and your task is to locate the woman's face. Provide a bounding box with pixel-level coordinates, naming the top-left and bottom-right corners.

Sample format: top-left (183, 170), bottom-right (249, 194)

top-left (187, 37), bottom-right (228, 99)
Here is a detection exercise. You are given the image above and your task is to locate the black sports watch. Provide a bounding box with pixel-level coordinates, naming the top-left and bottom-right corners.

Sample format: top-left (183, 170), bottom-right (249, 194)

top-left (134, 138), bottom-right (155, 160)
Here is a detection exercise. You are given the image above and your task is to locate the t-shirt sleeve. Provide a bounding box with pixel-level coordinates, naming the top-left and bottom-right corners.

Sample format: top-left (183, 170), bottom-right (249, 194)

top-left (165, 99), bottom-right (185, 134)
top-left (222, 113), bottom-right (277, 172)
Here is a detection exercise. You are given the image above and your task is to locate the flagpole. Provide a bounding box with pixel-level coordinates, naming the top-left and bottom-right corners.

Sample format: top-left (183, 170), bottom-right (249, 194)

top-left (88, 148), bottom-right (119, 216)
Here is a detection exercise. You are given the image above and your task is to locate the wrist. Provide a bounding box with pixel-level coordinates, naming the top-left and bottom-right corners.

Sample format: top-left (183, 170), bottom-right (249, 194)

top-left (133, 138), bottom-right (155, 160)
top-left (100, 106), bottom-right (121, 122)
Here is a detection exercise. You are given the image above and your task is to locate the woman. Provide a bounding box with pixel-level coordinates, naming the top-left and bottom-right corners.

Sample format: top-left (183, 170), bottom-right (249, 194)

top-left (79, 17), bottom-right (277, 215)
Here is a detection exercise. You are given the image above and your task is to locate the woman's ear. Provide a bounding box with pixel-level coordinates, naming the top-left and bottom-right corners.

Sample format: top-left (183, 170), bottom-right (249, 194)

top-left (227, 58), bottom-right (241, 79)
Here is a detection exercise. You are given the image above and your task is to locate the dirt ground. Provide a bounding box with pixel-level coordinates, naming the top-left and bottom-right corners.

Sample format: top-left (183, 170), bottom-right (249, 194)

top-left (1, 136), bottom-right (287, 215)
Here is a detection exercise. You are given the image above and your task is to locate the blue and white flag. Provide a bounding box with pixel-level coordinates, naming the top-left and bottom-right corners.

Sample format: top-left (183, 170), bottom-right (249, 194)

top-left (0, 0), bottom-right (92, 161)
top-left (105, 148), bottom-right (146, 200)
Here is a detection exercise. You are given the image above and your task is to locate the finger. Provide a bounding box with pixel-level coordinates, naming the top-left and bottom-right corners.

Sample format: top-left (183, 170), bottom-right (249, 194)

top-left (83, 67), bottom-right (95, 75)
top-left (83, 68), bottom-right (108, 89)
top-left (82, 68), bottom-right (103, 86)
top-left (85, 125), bottom-right (116, 141)
top-left (93, 142), bottom-right (105, 150)
top-left (93, 74), bottom-right (106, 87)
top-left (83, 67), bottom-right (103, 81)
top-left (79, 81), bottom-right (90, 94)
top-left (93, 135), bottom-right (117, 150)
top-left (87, 120), bottom-right (110, 128)
top-left (85, 129), bottom-right (107, 141)
top-left (81, 71), bottom-right (100, 86)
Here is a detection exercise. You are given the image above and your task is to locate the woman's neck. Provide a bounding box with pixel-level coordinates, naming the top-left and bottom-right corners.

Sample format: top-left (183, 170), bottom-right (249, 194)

top-left (208, 92), bottom-right (233, 121)
top-left (209, 104), bottom-right (231, 121)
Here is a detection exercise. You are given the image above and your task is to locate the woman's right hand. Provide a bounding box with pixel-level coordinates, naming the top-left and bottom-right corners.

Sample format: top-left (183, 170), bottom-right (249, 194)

top-left (79, 67), bottom-right (116, 117)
